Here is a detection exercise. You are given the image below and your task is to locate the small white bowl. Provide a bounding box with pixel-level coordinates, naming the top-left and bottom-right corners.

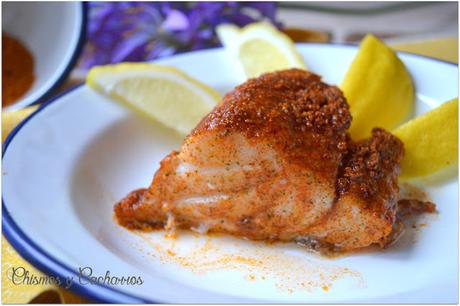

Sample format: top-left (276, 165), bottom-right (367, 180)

top-left (2, 2), bottom-right (87, 112)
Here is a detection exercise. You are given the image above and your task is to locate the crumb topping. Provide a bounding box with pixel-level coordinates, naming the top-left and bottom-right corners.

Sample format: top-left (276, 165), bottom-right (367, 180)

top-left (191, 69), bottom-right (352, 177)
top-left (337, 128), bottom-right (404, 200)
top-left (194, 68), bottom-right (351, 137)
top-left (397, 199), bottom-right (437, 216)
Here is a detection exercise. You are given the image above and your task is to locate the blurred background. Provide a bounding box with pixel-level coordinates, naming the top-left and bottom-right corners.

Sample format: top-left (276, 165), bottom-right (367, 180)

top-left (76, 1), bottom-right (458, 72)
top-left (3, 1), bottom-right (458, 110)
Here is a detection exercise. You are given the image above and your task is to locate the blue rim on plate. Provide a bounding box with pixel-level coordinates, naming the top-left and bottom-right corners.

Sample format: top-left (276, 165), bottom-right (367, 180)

top-left (29, 2), bottom-right (89, 107)
top-left (2, 84), bottom-right (151, 304)
top-left (2, 45), bottom-right (458, 303)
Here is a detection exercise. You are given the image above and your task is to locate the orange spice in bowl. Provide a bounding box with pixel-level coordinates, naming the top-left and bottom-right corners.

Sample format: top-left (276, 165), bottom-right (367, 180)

top-left (2, 32), bottom-right (35, 107)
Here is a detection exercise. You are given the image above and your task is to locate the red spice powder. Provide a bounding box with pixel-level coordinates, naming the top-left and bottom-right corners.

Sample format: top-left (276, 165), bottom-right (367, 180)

top-left (2, 32), bottom-right (35, 106)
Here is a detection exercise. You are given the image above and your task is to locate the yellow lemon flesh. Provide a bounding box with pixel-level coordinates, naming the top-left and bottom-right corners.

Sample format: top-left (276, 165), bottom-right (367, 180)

top-left (341, 34), bottom-right (415, 140)
top-left (394, 98), bottom-right (458, 180)
top-left (87, 63), bottom-right (221, 135)
top-left (217, 22), bottom-right (306, 78)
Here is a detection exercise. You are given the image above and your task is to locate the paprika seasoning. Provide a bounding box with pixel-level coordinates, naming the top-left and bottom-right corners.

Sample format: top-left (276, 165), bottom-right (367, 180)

top-left (2, 32), bottom-right (35, 107)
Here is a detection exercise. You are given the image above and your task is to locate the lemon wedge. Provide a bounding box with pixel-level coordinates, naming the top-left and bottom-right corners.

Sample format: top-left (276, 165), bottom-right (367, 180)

top-left (341, 34), bottom-right (415, 140)
top-left (217, 22), bottom-right (306, 78)
top-left (87, 63), bottom-right (221, 135)
top-left (394, 98), bottom-right (458, 180)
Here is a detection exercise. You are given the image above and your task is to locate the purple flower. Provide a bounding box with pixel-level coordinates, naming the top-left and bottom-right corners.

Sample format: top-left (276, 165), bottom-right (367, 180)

top-left (78, 2), bottom-right (281, 69)
top-left (162, 9), bottom-right (189, 31)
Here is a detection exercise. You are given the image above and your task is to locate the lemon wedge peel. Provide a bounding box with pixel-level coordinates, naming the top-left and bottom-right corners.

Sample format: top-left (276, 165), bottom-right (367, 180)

top-left (217, 22), bottom-right (307, 78)
top-left (340, 34), bottom-right (415, 140)
top-left (87, 63), bottom-right (221, 135)
top-left (394, 98), bottom-right (458, 181)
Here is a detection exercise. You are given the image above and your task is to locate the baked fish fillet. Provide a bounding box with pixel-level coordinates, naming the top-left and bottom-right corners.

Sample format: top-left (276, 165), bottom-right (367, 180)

top-left (115, 69), bottom-right (404, 252)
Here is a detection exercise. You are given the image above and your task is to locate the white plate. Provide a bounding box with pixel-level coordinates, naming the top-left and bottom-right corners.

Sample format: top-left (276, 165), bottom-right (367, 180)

top-left (2, 44), bottom-right (458, 303)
